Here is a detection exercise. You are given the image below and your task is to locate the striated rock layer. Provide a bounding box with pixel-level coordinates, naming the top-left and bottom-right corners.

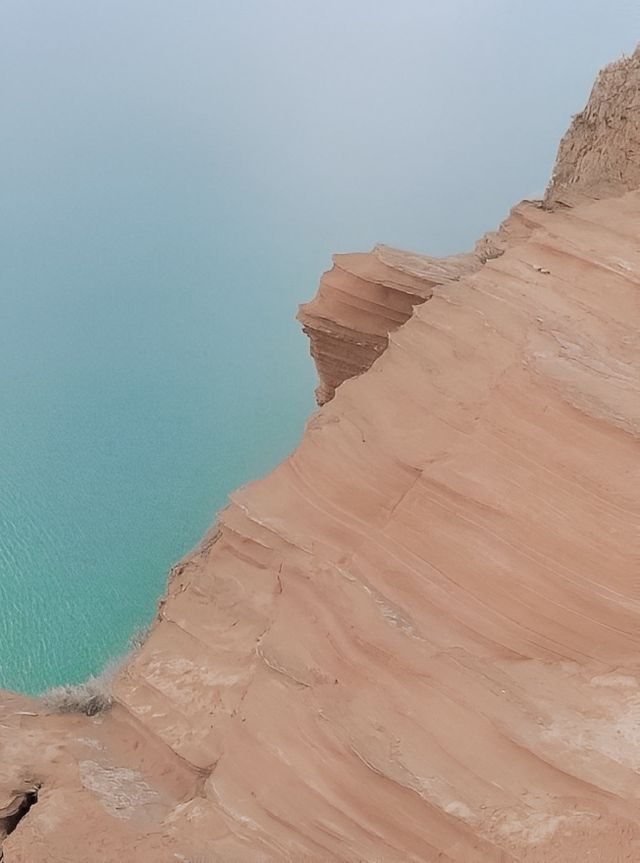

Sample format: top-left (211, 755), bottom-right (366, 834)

top-left (297, 245), bottom-right (483, 405)
top-left (297, 204), bottom-right (556, 407)
top-left (1, 49), bottom-right (640, 863)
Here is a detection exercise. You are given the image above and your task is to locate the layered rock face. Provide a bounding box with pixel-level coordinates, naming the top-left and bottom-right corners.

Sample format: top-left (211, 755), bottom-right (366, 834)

top-left (1, 49), bottom-right (640, 863)
top-left (297, 246), bottom-right (482, 405)
top-left (297, 205), bottom-right (557, 406)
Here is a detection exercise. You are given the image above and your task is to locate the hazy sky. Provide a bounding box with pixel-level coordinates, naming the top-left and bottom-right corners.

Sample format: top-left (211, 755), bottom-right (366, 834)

top-left (2, 1), bottom-right (638, 261)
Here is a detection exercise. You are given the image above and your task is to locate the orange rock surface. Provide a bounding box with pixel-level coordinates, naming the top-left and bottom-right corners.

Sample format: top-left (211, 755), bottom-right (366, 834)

top-left (297, 246), bottom-right (482, 405)
top-left (1, 48), bottom-right (639, 863)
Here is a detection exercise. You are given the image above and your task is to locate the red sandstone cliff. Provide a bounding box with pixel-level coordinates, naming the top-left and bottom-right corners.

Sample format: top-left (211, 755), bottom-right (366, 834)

top-left (297, 246), bottom-right (482, 405)
top-left (297, 201), bottom-right (551, 407)
top-left (1, 47), bottom-right (640, 863)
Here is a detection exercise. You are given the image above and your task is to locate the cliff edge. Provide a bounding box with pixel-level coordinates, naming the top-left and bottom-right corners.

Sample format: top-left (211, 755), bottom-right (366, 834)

top-left (1, 48), bottom-right (639, 863)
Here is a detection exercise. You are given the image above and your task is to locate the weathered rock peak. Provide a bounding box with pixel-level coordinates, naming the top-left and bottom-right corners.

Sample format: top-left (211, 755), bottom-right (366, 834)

top-left (545, 44), bottom-right (640, 206)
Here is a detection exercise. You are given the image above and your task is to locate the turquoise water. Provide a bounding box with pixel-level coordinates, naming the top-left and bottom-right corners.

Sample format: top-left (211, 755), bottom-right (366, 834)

top-left (1, 2), bottom-right (638, 693)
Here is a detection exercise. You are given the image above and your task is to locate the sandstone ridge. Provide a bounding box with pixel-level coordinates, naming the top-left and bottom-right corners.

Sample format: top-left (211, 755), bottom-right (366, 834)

top-left (1, 47), bottom-right (639, 863)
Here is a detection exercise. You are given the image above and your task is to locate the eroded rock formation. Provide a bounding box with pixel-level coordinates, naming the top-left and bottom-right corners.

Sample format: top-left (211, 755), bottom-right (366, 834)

top-left (1, 48), bottom-right (639, 863)
top-left (545, 44), bottom-right (640, 206)
top-left (298, 199), bottom-right (557, 408)
top-left (297, 245), bottom-right (482, 405)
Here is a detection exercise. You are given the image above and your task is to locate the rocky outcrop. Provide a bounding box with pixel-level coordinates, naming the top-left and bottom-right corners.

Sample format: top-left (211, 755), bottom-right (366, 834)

top-left (545, 45), bottom-right (640, 206)
top-left (297, 245), bottom-right (482, 405)
top-left (298, 201), bottom-right (555, 407)
top-left (299, 45), bottom-right (640, 414)
top-left (2, 49), bottom-right (640, 863)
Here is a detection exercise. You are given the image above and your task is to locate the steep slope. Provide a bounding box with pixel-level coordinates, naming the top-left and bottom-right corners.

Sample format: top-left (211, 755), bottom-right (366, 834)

top-left (108, 190), bottom-right (640, 862)
top-left (1, 49), bottom-right (640, 863)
